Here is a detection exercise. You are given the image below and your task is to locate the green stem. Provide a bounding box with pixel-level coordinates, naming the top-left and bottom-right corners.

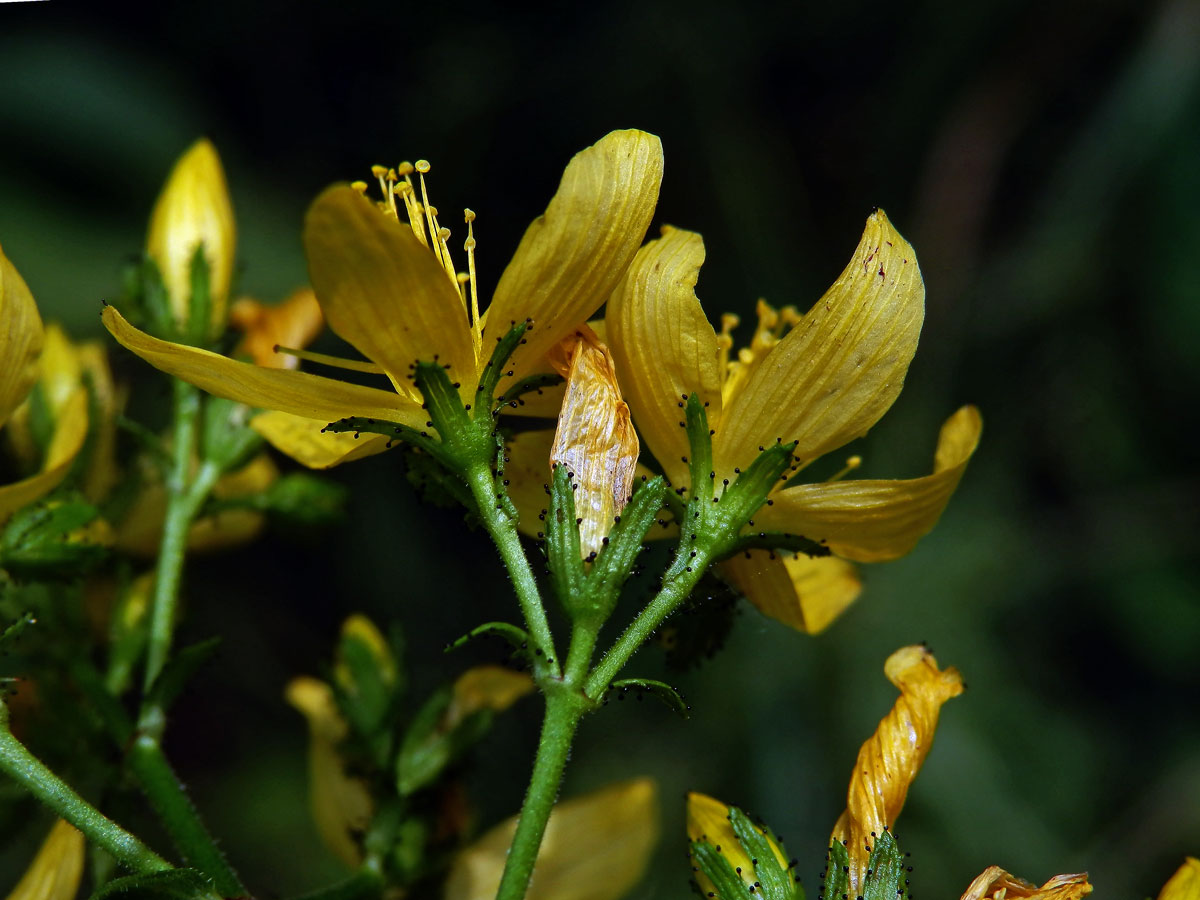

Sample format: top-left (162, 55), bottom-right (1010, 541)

top-left (127, 735), bottom-right (246, 896)
top-left (464, 463), bottom-right (559, 676)
top-left (584, 549), bottom-right (711, 698)
top-left (143, 379), bottom-right (221, 694)
top-left (494, 690), bottom-right (585, 900)
top-left (0, 703), bottom-right (172, 874)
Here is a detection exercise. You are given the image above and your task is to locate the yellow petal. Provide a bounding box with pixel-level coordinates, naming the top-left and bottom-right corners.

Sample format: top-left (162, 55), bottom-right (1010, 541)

top-left (445, 666), bottom-right (534, 729)
top-left (607, 227), bottom-right (723, 489)
top-left (831, 645), bottom-right (964, 896)
top-left (250, 410), bottom-right (393, 469)
top-left (960, 867), bottom-right (1093, 900)
top-left (501, 429), bottom-right (555, 538)
top-left (0, 244), bottom-right (44, 430)
top-left (0, 389), bottom-right (88, 524)
top-left (714, 210), bottom-right (923, 477)
top-left (75, 342), bottom-right (121, 502)
top-left (686, 792), bottom-right (789, 897)
top-left (548, 326), bottom-right (639, 559)
top-left (303, 185), bottom-right (474, 396)
top-left (4, 819), bottom-right (85, 900)
top-left (229, 287), bottom-right (325, 369)
top-left (501, 319), bottom-right (609, 419)
top-left (484, 130), bottom-right (664, 384)
top-left (1159, 859), bottom-right (1200, 900)
top-left (754, 405), bottom-right (982, 563)
top-left (146, 139), bottom-right (235, 331)
top-left (103, 305), bottom-right (422, 427)
top-left (286, 677), bottom-right (371, 868)
top-left (717, 552), bottom-right (861, 634)
top-left (446, 779), bottom-right (658, 900)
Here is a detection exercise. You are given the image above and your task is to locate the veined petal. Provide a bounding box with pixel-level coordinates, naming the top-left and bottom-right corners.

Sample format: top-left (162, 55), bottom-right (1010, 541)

top-left (103, 306), bottom-right (420, 425)
top-left (714, 211), bottom-right (923, 477)
top-left (0, 389), bottom-right (88, 524)
top-left (304, 186), bottom-right (474, 396)
top-left (286, 677), bottom-right (372, 868)
top-left (754, 406), bottom-right (981, 563)
top-left (5, 819), bottom-right (85, 900)
top-left (608, 227), bottom-right (723, 488)
top-left (1159, 859), bottom-right (1200, 900)
top-left (445, 779), bottom-right (658, 900)
top-left (0, 244), bottom-right (44, 430)
top-left (250, 411), bottom-right (393, 469)
top-left (960, 867), bottom-right (1093, 900)
top-left (229, 287), bottom-right (324, 369)
top-left (483, 130), bottom-right (664, 383)
top-left (717, 552), bottom-right (861, 634)
top-left (831, 645), bottom-right (964, 895)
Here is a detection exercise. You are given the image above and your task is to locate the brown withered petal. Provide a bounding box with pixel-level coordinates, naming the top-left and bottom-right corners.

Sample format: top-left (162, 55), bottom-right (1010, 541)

top-left (960, 866), bottom-right (1093, 900)
top-left (548, 325), bottom-right (639, 560)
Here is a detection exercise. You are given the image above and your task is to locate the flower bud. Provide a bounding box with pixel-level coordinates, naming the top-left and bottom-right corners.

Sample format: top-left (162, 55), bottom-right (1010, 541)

top-left (146, 139), bottom-right (235, 336)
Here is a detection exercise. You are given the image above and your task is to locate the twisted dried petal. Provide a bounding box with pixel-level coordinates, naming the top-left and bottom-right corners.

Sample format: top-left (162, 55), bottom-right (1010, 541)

top-left (960, 866), bottom-right (1093, 900)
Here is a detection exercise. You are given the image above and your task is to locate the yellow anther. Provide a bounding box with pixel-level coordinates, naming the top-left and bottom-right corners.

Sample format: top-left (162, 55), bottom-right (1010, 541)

top-left (386, 168), bottom-right (398, 182)
top-left (437, 226), bottom-right (451, 242)
top-left (827, 455), bottom-right (863, 483)
top-left (370, 164), bottom-right (387, 178)
top-left (350, 181), bottom-right (368, 194)
top-left (415, 159), bottom-right (431, 174)
top-left (397, 161), bottom-right (414, 176)
top-left (464, 208), bottom-right (476, 223)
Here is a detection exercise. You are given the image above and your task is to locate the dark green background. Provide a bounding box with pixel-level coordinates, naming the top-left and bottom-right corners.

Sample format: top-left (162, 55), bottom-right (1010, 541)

top-left (2, 0), bottom-right (1198, 897)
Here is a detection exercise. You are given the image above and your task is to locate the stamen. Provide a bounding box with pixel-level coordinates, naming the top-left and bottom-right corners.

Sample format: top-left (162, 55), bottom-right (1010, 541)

top-left (464, 208), bottom-right (482, 357)
top-left (416, 160), bottom-right (440, 261)
top-left (826, 455), bottom-right (862, 483)
top-left (350, 181), bottom-right (369, 195)
top-left (274, 345), bottom-right (386, 375)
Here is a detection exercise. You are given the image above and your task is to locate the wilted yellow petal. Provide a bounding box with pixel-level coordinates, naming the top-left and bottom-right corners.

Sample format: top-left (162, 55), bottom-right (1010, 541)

top-left (960, 866), bottom-right (1093, 900)
top-left (446, 779), bottom-right (658, 900)
top-left (484, 130), bottom-right (664, 385)
top-left (229, 287), bottom-right (325, 369)
top-left (714, 211), bottom-right (923, 478)
top-left (4, 819), bottom-right (85, 900)
top-left (1159, 859), bottom-right (1200, 900)
top-left (0, 389), bottom-right (88, 524)
top-left (304, 185), bottom-right (475, 397)
top-left (0, 244), bottom-right (44, 430)
top-left (250, 410), bottom-right (393, 469)
top-left (286, 677), bottom-right (371, 868)
top-left (146, 139), bottom-right (236, 331)
top-left (717, 552), bottom-right (861, 634)
top-left (754, 406), bottom-right (982, 563)
top-left (548, 326), bottom-right (639, 559)
top-left (831, 645), bottom-right (964, 895)
top-left (607, 227), bottom-right (723, 489)
top-left (686, 792), bottom-right (789, 897)
top-left (445, 666), bottom-right (534, 729)
top-left (103, 306), bottom-right (422, 427)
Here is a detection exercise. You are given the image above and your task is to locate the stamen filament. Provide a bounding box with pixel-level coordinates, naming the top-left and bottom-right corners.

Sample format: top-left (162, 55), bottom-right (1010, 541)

top-left (273, 345), bottom-right (386, 375)
top-left (464, 209), bottom-right (482, 358)
top-left (826, 455), bottom-right (862, 482)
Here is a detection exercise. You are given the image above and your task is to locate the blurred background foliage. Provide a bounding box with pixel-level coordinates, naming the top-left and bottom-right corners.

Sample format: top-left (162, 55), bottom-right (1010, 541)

top-left (2, 0), bottom-right (1198, 896)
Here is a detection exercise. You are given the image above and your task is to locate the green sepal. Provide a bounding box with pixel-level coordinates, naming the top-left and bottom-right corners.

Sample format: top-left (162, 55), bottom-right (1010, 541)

top-left (545, 463), bottom-right (585, 614)
top-left (710, 441), bottom-right (796, 540)
top-left (585, 475), bottom-right (665, 614)
top-left (862, 829), bottom-right (906, 900)
top-left (683, 394), bottom-right (715, 505)
top-left (690, 839), bottom-right (753, 900)
top-left (88, 869), bottom-right (221, 900)
top-left (473, 320), bottom-right (529, 417)
top-left (186, 245), bottom-right (213, 344)
top-left (823, 839), bottom-right (850, 900)
top-left (322, 417), bottom-right (449, 466)
top-left (496, 373), bottom-right (563, 413)
top-left (334, 618), bottom-right (402, 739)
top-left (137, 257), bottom-right (173, 338)
top-left (145, 637), bottom-right (221, 714)
top-left (0, 497), bottom-right (109, 579)
top-left (199, 396), bottom-right (264, 473)
top-left (395, 688), bottom-right (493, 796)
top-left (413, 361), bottom-right (493, 466)
top-left (728, 806), bottom-right (802, 900)
top-left (607, 678), bottom-right (689, 718)
top-left (723, 531), bottom-right (830, 560)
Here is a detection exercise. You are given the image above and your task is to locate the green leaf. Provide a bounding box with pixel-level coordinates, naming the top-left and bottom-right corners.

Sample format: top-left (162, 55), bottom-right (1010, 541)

top-left (89, 869), bottom-right (221, 900)
top-left (861, 829), bottom-right (906, 900)
top-left (607, 678), bottom-right (690, 718)
top-left (146, 637), bottom-right (222, 713)
top-left (200, 396), bottom-right (263, 472)
top-left (335, 618), bottom-right (401, 738)
top-left (0, 497), bottom-right (109, 579)
top-left (444, 621), bottom-right (531, 657)
top-left (395, 686), bottom-right (493, 796)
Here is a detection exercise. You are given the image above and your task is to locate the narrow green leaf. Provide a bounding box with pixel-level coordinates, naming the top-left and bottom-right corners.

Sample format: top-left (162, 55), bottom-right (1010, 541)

top-left (587, 475), bottom-right (665, 614)
top-left (607, 678), bottom-right (689, 718)
top-left (89, 868), bottom-right (221, 900)
top-left (444, 621), bottom-right (531, 656)
top-left (473, 320), bottom-right (529, 416)
top-left (545, 463), bottom-right (585, 615)
top-left (146, 637), bottom-right (221, 713)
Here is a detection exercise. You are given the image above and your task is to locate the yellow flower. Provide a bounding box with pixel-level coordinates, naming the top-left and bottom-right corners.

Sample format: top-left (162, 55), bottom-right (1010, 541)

top-left (1, 246), bottom-right (89, 525)
top-left (830, 645), bottom-right (963, 895)
top-left (103, 130), bottom-right (664, 470)
top-left (604, 218), bottom-right (981, 634)
top-left (446, 779), bottom-right (658, 900)
top-left (146, 138), bottom-right (236, 334)
top-left (958, 867), bottom-right (1092, 900)
top-left (1157, 858), bottom-right (1200, 900)
top-left (4, 819), bottom-right (85, 900)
